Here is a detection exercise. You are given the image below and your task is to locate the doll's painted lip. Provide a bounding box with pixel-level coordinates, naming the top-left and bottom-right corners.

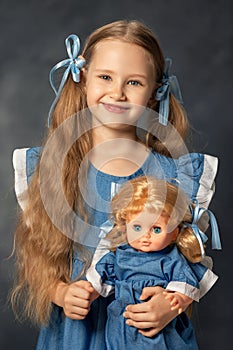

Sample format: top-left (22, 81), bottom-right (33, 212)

top-left (102, 103), bottom-right (130, 114)
top-left (141, 241), bottom-right (151, 246)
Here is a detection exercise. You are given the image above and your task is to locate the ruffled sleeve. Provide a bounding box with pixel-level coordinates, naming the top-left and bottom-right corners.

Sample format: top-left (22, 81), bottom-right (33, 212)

top-left (175, 153), bottom-right (218, 208)
top-left (166, 263), bottom-right (218, 302)
top-left (12, 147), bottom-right (41, 209)
top-left (96, 252), bottom-right (116, 284)
top-left (86, 238), bottom-right (116, 297)
top-left (165, 248), bottom-right (218, 301)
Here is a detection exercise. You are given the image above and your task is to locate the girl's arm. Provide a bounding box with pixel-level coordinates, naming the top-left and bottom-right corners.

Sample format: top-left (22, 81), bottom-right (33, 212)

top-left (50, 280), bottom-right (99, 320)
top-left (123, 286), bottom-right (192, 337)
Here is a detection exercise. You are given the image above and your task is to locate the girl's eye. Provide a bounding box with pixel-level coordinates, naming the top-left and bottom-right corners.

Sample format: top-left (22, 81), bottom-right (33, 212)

top-left (99, 75), bottom-right (111, 81)
top-left (128, 80), bottom-right (142, 86)
top-left (152, 226), bottom-right (161, 234)
top-left (133, 224), bottom-right (142, 232)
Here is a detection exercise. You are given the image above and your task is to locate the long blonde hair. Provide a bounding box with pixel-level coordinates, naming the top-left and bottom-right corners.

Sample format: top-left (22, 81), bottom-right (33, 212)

top-left (107, 176), bottom-right (203, 263)
top-left (12, 20), bottom-right (190, 325)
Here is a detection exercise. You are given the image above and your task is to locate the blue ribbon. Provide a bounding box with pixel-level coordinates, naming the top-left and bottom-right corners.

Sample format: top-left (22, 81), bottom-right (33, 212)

top-left (183, 200), bottom-right (222, 258)
top-left (47, 34), bottom-right (85, 127)
top-left (154, 58), bottom-right (183, 126)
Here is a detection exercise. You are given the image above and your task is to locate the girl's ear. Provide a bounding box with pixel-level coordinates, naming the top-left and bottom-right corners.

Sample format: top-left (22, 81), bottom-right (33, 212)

top-left (147, 96), bottom-right (155, 108)
top-left (147, 82), bottom-right (161, 108)
top-left (81, 67), bottom-right (87, 84)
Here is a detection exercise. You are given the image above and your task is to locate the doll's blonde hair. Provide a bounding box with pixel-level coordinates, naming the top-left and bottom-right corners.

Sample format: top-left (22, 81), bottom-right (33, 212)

top-left (12, 20), bottom-right (189, 325)
top-left (107, 176), bottom-right (203, 263)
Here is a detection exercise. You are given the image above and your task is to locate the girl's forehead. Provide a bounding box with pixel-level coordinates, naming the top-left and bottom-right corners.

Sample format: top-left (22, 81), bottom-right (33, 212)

top-left (90, 39), bottom-right (155, 74)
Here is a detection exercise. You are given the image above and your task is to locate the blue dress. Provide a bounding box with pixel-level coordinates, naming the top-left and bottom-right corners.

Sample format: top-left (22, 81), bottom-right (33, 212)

top-left (12, 147), bottom-right (218, 350)
top-left (87, 244), bottom-right (218, 350)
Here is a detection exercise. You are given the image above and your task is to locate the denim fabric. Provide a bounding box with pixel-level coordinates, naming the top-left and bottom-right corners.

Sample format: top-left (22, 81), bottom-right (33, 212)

top-left (23, 148), bottom-right (211, 349)
top-left (26, 147), bottom-right (42, 184)
top-left (95, 244), bottom-right (207, 349)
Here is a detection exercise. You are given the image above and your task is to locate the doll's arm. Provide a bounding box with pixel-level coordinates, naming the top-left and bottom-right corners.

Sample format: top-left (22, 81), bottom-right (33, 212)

top-left (163, 290), bottom-right (193, 314)
top-left (86, 249), bottom-right (116, 297)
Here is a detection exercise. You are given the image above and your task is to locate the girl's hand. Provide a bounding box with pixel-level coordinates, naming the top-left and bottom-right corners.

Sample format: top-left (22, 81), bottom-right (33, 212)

top-left (123, 286), bottom-right (191, 337)
top-left (51, 280), bottom-right (98, 320)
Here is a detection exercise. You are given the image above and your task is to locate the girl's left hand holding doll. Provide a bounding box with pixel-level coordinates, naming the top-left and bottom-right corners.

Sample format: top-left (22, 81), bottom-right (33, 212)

top-left (124, 286), bottom-right (192, 337)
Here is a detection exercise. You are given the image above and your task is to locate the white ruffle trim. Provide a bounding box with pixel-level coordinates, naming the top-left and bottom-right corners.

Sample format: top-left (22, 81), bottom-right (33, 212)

top-left (86, 239), bottom-right (114, 297)
top-left (166, 268), bottom-right (218, 301)
top-left (197, 154), bottom-right (218, 209)
top-left (12, 148), bottom-right (29, 210)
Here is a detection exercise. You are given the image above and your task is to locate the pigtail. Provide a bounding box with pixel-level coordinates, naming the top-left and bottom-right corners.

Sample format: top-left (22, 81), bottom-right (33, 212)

top-left (49, 75), bottom-right (87, 131)
top-left (11, 73), bottom-right (92, 326)
top-left (176, 204), bottom-right (211, 263)
top-left (11, 167), bottom-right (73, 325)
top-left (176, 226), bottom-right (202, 263)
top-left (168, 94), bottom-right (189, 140)
top-left (146, 95), bottom-right (189, 157)
top-left (106, 224), bottom-right (127, 252)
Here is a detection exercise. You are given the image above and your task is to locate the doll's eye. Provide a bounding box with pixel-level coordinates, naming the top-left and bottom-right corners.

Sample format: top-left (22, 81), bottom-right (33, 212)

top-left (152, 226), bottom-right (161, 234)
top-left (133, 224), bottom-right (142, 232)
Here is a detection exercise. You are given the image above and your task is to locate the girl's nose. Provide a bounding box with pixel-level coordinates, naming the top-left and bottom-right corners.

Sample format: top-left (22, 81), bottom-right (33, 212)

top-left (109, 82), bottom-right (126, 101)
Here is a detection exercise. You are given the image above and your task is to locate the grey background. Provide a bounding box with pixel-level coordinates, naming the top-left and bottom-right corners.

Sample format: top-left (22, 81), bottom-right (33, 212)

top-left (0, 0), bottom-right (232, 348)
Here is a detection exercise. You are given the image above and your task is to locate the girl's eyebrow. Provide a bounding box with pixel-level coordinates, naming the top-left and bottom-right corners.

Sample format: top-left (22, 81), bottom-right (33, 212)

top-left (94, 68), bottom-right (147, 79)
top-left (94, 69), bottom-right (114, 74)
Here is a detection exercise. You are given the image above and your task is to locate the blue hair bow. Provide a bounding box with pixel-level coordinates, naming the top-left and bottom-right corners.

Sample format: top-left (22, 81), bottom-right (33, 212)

top-left (48, 34), bottom-right (85, 127)
top-left (155, 58), bottom-right (183, 126)
top-left (184, 200), bottom-right (222, 258)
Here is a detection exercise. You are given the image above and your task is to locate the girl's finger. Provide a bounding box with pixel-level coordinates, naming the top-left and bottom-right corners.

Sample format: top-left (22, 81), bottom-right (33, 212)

top-left (125, 302), bottom-right (150, 313)
top-left (125, 319), bottom-right (156, 329)
top-left (140, 286), bottom-right (164, 300)
top-left (139, 328), bottom-right (159, 337)
top-left (70, 298), bottom-right (90, 309)
top-left (123, 311), bottom-right (155, 323)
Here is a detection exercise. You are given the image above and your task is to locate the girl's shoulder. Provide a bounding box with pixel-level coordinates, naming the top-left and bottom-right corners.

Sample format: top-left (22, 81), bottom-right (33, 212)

top-left (147, 150), bottom-right (218, 208)
top-left (13, 146), bottom-right (42, 209)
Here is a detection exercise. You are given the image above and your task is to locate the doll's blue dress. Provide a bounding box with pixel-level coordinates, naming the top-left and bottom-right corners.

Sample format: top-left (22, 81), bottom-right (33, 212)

top-left (86, 243), bottom-right (217, 350)
top-left (13, 147), bottom-right (218, 350)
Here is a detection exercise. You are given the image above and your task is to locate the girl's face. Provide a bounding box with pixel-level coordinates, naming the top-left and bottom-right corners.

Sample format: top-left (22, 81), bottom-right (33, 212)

top-left (126, 208), bottom-right (178, 252)
top-left (84, 39), bottom-right (156, 129)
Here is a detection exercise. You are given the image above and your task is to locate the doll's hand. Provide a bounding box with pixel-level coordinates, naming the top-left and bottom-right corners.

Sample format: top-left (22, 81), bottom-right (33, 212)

top-left (123, 286), bottom-right (180, 337)
top-left (163, 291), bottom-right (193, 314)
top-left (52, 280), bottom-right (97, 320)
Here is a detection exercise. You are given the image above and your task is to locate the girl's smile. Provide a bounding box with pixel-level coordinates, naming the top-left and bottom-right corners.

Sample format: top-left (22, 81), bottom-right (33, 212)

top-left (84, 39), bottom-right (156, 129)
top-left (102, 102), bottom-right (131, 114)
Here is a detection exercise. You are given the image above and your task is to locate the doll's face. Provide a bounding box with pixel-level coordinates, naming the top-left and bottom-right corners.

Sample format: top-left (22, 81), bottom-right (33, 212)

top-left (126, 208), bottom-right (178, 252)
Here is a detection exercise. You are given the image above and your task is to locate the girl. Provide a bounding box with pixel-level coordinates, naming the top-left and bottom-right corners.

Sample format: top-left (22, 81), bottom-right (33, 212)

top-left (86, 176), bottom-right (220, 349)
top-left (12, 20), bottom-right (218, 349)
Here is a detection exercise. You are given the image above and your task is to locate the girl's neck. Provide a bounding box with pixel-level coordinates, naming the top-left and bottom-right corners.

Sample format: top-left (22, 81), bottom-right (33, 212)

top-left (90, 125), bottom-right (150, 176)
top-left (92, 124), bottom-right (139, 145)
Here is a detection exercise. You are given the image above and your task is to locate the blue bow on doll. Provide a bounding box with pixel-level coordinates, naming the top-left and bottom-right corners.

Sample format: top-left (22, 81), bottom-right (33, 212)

top-left (183, 200), bottom-right (222, 258)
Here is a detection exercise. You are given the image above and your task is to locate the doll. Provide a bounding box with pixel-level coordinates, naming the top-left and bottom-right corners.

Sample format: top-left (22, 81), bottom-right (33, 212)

top-left (86, 176), bottom-right (221, 349)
